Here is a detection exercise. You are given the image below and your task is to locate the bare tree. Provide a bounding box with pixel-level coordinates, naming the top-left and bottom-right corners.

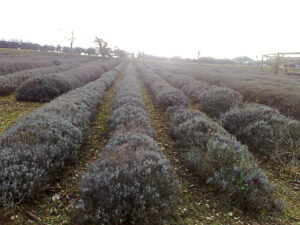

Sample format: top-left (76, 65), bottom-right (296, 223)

top-left (73, 47), bottom-right (84, 55)
top-left (56, 45), bottom-right (62, 52)
top-left (62, 46), bottom-right (71, 54)
top-left (68, 31), bottom-right (76, 51)
top-left (114, 47), bottom-right (127, 58)
top-left (94, 37), bottom-right (111, 57)
top-left (87, 47), bottom-right (96, 56)
top-left (197, 50), bottom-right (201, 61)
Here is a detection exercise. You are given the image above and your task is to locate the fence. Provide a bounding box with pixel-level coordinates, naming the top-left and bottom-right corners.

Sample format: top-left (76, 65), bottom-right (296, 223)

top-left (261, 52), bottom-right (300, 75)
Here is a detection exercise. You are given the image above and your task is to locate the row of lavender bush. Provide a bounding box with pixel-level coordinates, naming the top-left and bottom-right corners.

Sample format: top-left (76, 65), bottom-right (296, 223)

top-left (0, 59), bottom-right (58, 75)
top-left (15, 59), bottom-right (118, 102)
top-left (0, 63), bottom-right (79, 95)
top-left (152, 64), bottom-right (300, 164)
top-left (152, 64), bottom-right (243, 118)
top-left (78, 64), bottom-right (177, 224)
top-left (0, 63), bottom-right (123, 206)
top-left (137, 63), bottom-right (283, 211)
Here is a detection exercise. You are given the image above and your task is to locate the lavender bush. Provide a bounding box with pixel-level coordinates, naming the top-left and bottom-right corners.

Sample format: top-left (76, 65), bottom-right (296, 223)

top-left (15, 59), bottom-right (118, 102)
top-left (138, 63), bottom-right (283, 211)
top-left (0, 63), bottom-right (78, 95)
top-left (78, 64), bottom-right (177, 224)
top-left (0, 64), bottom-right (122, 206)
top-left (136, 64), bottom-right (188, 111)
top-left (156, 67), bottom-right (243, 117)
top-left (200, 86), bottom-right (243, 118)
top-left (222, 103), bottom-right (300, 163)
top-left (80, 147), bottom-right (177, 224)
top-left (0, 59), bottom-right (57, 75)
top-left (109, 104), bottom-right (154, 136)
top-left (104, 132), bottom-right (160, 153)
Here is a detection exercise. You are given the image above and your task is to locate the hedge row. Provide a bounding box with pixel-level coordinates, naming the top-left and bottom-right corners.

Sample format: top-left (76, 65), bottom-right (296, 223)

top-left (137, 64), bottom-right (283, 211)
top-left (136, 64), bottom-right (188, 111)
top-left (0, 59), bottom-right (58, 75)
top-left (79, 64), bottom-right (177, 224)
top-left (15, 59), bottom-right (118, 102)
top-left (222, 103), bottom-right (300, 164)
top-left (158, 69), bottom-right (243, 118)
top-left (0, 63), bottom-right (123, 206)
top-left (0, 63), bottom-right (79, 95)
top-left (152, 65), bottom-right (300, 164)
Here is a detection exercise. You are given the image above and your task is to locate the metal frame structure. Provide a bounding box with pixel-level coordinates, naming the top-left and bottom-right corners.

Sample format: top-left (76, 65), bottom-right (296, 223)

top-left (261, 52), bottom-right (300, 75)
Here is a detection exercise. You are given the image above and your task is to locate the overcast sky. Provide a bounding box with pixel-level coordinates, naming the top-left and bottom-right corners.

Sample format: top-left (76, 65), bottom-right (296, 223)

top-left (1, 0), bottom-right (299, 59)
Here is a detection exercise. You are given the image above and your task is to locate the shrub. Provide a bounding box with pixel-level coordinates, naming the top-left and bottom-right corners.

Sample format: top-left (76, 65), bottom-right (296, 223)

top-left (200, 86), bottom-right (244, 118)
top-left (222, 103), bottom-right (280, 133)
top-left (159, 71), bottom-right (196, 89)
top-left (0, 63), bottom-right (77, 96)
top-left (167, 106), bottom-right (207, 129)
top-left (0, 76), bottom-right (15, 95)
top-left (0, 117), bottom-right (82, 205)
top-left (78, 63), bottom-right (177, 224)
top-left (222, 103), bottom-right (300, 163)
top-left (181, 82), bottom-right (209, 102)
top-left (109, 64), bottom-right (155, 136)
top-left (15, 75), bottom-right (71, 102)
top-left (109, 104), bottom-right (154, 136)
top-left (148, 64), bottom-right (243, 117)
top-left (136, 64), bottom-right (188, 111)
top-left (184, 132), bottom-right (283, 210)
top-left (169, 107), bottom-right (283, 211)
top-left (79, 147), bottom-right (177, 224)
top-left (112, 95), bottom-right (146, 110)
top-left (14, 59), bottom-right (118, 102)
top-left (104, 132), bottom-right (160, 153)
top-left (158, 70), bottom-right (210, 97)
top-left (0, 60), bottom-right (57, 75)
top-left (138, 63), bottom-right (283, 211)
top-left (173, 115), bottom-right (226, 149)
top-left (0, 66), bottom-right (122, 206)
top-left (156, 91), bottom-right (188, 111)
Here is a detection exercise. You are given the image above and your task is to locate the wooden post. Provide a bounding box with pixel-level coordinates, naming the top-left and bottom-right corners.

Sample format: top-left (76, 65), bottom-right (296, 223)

top-left (285, 60), bottom-right (288, 74)
top-left (274, 53), bottom-right (280, 74)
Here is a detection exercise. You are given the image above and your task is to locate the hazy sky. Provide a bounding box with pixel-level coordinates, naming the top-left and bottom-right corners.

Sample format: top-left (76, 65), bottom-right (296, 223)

top-left (1, 0), bottom-right (299, 59)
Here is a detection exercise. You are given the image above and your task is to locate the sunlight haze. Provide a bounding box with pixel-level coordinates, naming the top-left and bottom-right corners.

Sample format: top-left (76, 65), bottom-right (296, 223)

top-left (1, 0), bottom-right (300, 59)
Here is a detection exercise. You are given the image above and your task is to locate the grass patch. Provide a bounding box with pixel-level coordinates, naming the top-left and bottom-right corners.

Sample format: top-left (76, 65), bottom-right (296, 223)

top-left (257, 160), bottom-right (300, 223)
top-left (0, 95), bottom-right (43, 135)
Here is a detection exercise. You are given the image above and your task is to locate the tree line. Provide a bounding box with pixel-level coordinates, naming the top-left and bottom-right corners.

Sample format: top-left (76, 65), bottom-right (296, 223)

top-left (0, 37), bottom-right (129, 58)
